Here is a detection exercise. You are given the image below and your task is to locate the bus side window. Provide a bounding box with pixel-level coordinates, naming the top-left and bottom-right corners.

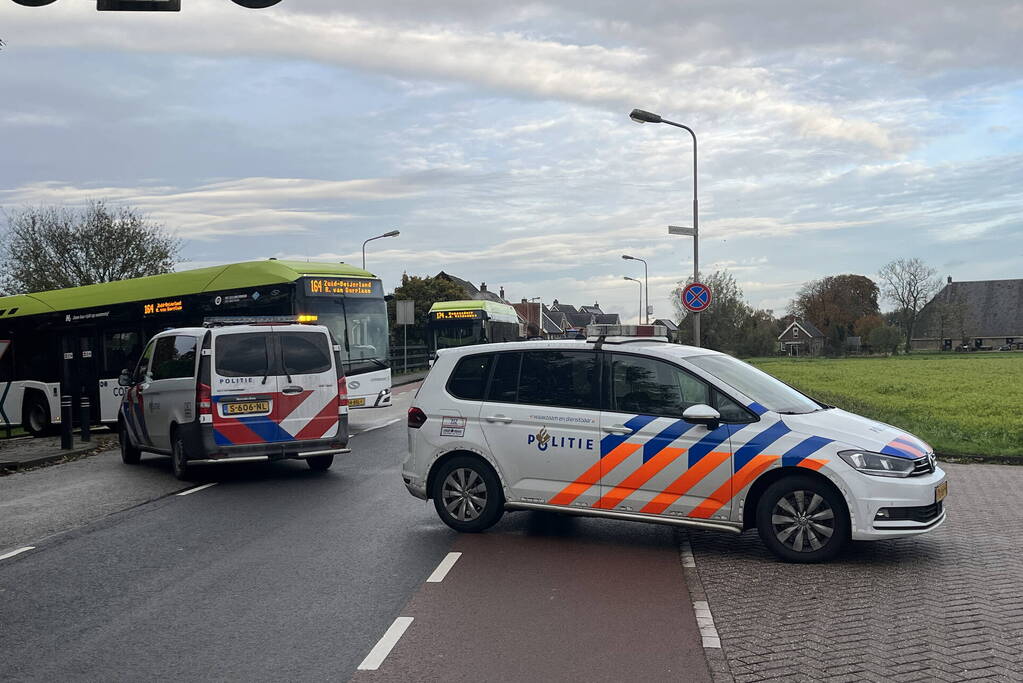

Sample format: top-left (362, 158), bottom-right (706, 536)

top-left (104, 330), bottom-right (142, 376)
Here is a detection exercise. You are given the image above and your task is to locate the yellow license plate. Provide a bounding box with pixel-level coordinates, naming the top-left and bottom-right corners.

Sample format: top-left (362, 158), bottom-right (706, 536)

top-left (225, 400), bottom-right (270, 415)
top-left (935, 481), bottom-right (948, 502)
top-left (349, 397), bottom-right (366, 407)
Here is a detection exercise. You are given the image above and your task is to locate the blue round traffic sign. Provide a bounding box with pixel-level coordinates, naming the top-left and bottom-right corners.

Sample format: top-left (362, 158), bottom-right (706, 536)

top-left (682, 282), bottom-right (712, 313)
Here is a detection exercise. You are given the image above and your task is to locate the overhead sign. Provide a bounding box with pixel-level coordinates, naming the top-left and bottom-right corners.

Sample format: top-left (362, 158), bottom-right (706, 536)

top-left (682, 283), bottom-right (712, 313)
top-left (304, 277), bottom-right (382, 298)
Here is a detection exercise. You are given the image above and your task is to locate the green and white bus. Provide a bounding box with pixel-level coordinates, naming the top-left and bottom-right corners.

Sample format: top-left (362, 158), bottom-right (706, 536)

top-left (427, 300), bottom-right (522, 351)
top-left (0, 260), bottom-right (391, 436)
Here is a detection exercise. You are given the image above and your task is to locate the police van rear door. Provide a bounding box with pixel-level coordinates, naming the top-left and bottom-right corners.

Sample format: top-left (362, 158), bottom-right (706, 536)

top-left (274, 325), bottom-right (340, 441)
top-left (210, 330), bottom-right (280, 446)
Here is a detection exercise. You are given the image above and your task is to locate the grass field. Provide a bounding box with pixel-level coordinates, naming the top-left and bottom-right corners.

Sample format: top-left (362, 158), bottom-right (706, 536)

top-left (747, 353), bottom-right (1023, 458)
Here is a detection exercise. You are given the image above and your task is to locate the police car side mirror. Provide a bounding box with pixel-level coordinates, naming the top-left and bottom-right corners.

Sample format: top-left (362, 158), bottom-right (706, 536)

top-left (683, 404), bottom-right (721, 430)
top-left (118, 369), bottom-right (133, 387)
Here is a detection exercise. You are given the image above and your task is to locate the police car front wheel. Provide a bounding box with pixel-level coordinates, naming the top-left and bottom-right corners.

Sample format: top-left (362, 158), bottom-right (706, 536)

top-left (433, 456), bottom-right (504, 532)
top-left (756, 475), bottom-right (849, 563)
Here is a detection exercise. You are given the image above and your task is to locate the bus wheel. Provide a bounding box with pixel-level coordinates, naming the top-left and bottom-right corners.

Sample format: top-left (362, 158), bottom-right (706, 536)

top-left (171, 432), bottom-right (194, 481)
top-left (22, 393), bottom-right (51, 438)
top-left (306, 454), bottom-right (334, 471)
top-left (119, 420), bottom-right (141, 465)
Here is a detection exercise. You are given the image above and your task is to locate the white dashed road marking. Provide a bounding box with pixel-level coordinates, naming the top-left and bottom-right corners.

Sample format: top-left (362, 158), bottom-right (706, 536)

top-left (176, 483), bottom-right (218, 496)
top-left (357, 616), bottom-right (414, 670)
top-left (0, 546), bottom-right (35, 561)
top-left (426, 552), bottom-right (462, 583)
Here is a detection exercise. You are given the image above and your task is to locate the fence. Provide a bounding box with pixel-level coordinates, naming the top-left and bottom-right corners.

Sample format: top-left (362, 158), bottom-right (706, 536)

top-left (388, 344), bottom-right (432, 374)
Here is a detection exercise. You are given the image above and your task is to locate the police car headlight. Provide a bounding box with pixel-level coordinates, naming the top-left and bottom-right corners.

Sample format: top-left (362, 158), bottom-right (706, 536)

top-left (838, 450), bottom-right (916, 478)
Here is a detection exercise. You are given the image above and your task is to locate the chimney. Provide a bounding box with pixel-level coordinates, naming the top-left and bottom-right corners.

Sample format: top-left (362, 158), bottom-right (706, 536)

top-left (553, 299), bottom-right (559, 305)
top-left (947, 276), bottom-right (952, 284)
top-left (521, 298), bottom-right (528, 304)
top-left (480, 282), bottom-right (487, 292)
top-left (499, 286), bottom-right (505, 299)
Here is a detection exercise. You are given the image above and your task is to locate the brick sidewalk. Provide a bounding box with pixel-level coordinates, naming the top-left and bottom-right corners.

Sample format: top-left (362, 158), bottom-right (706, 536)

top-left (688, 462), bottom-right (1023, 682)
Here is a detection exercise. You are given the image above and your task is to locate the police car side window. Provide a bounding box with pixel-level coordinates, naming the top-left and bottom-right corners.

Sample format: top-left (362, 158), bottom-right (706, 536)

top-left (151, 336), bottom-right (198, 381)
top-left (611, 354), bottom-right (709, 416)
top-left (486, 352), bottom-right (521, 403)
top-left (714, 390), bottom-right (752, 422)
top-left (447, 354), bottom-right (494, 401)
top-left (518, 350), bottom-right (598, 410)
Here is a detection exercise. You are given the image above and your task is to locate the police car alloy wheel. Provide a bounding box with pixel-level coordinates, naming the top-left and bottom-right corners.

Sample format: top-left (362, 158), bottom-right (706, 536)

top-left (756, 475), bottom-right (849, 563)
top-left (433, 456), bottom-right (504, 532)
top-left (171, 434), bottom-right (194, 482)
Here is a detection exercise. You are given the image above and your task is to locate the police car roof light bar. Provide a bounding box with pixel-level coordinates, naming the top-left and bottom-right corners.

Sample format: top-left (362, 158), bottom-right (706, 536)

top-left (585, 324), bottom-right (669, 349)
top-left (203, 314), bottom-right (319, 327)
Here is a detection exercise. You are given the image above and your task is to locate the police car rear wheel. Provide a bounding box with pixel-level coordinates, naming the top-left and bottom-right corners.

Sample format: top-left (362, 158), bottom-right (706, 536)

top-left (756, 475), bottom-right (848, 563)
top-left (171, 434), bottom-right (194, 481)
top-left (306, 454), bottom-right (334, 471)
top-left (434, 457), bottom-right (503, 532)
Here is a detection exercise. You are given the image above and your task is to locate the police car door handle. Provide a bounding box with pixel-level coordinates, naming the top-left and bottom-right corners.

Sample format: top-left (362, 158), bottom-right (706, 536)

top-left (281, 386), bottom-right (304, 395)
top-left (485, 415), bottom-right (513, 423)
top-left (602, 424), bottom-right (632, 435)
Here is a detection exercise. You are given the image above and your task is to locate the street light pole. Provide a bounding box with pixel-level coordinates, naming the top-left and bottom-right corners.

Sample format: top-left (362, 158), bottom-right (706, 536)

top-left (361, 230), bottom-right (400, 270)
top-left (622, 254), bottom-right (649, 323)
top-left (624, 277), bottom-right (642, 325)
top-left (630, 108), bottom-right (700, 346)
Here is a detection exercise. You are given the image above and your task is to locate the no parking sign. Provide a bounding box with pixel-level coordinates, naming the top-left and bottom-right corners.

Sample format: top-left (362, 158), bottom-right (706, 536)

top-left (681, 282), bottom-right (712, 313)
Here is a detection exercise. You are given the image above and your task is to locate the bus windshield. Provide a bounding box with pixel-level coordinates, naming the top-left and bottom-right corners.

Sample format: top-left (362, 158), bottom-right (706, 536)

top-left (433, 320), bottom-right (485, 350)
top-left (304, 296), bottom-right (390, 375)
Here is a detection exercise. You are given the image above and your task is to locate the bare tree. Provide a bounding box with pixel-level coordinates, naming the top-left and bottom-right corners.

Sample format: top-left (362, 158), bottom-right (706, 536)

top-left (877, 258), bottom-right (941, 353)
top-left (1, 201), bottom-right (182, 294)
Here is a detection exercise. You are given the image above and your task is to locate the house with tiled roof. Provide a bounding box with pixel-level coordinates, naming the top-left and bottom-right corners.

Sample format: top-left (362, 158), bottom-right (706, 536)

top-left (778, 318), bottom-right (825, 356)
top-left (912, 277), bottom-right (1023, 350)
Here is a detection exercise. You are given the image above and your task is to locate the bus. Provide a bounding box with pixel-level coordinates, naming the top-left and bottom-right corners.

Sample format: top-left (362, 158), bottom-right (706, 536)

top-left (0, 260), bottom-right (391, 436)
top-left (427, 300), bottom-right (522, 351)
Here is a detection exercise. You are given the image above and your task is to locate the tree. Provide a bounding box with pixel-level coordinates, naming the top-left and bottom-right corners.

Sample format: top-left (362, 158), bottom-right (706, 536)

top-left (853, 313), bottom-right (884, 339)
top-left (673, 270), bottom-right (750, 352)
top-left (735, 308), bottom-right (780, 358)
top-left (790, 274), bottom-right (880, 354)
top-left (387, 274), bottom-right (466, 345)
top-left (0, 201), bottom-right (181, 294)
top-left (877, 258), bottom-right (941, 353)
top-left (868, 324), bottom-right (903, 356)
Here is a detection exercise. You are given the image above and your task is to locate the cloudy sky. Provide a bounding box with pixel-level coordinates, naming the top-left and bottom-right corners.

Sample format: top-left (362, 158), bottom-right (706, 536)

top-left (2, 1), bottom-right (1021, 322)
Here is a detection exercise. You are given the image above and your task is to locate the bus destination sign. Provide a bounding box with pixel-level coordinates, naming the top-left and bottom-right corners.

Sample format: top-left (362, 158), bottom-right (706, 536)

top-left (304, 277), bottom-right (381, 297)
top-left (431, 310), bottom-right (484, 321)
top-left (144, 300), bottom-right (184, 315)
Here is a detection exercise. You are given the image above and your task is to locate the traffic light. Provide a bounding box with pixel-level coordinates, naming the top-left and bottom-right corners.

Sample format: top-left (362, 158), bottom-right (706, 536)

top-left (11, 0), bottom-right (284, 8)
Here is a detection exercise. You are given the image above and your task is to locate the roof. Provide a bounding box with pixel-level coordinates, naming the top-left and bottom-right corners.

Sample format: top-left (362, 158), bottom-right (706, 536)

top-left (594, 313), bottom-right (621, 325)
top-left (435, 271), bottom-right (507, 304)
top-left (654, 318), bottom-right (680, 332)
top-left (0, 260), bottom-right (375, 320)
top-left (914, 279), bottom-right (1023, 339)
top-left (428, 299), bottom-right (520, 324)
top-left (778, 318), bottom-right (825, 339)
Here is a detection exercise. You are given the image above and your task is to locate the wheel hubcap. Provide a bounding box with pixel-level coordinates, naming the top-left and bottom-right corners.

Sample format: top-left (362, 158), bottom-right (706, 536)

top-left (441, 468), bottom-right (487, 522)
top-left (771, 490), bottom-right (835, 553)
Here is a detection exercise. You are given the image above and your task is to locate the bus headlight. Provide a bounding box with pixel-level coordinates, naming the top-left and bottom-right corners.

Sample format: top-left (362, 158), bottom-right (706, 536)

top-left (838, 450), bottom-right (916, 478)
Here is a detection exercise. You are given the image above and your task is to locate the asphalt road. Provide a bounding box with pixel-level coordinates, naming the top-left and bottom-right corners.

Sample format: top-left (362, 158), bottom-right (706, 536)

top-left (0, 384), bottom-right (708, 682)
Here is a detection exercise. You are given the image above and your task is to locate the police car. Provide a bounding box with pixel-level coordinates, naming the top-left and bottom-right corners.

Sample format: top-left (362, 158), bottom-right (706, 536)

top-left (118, 318), bottom-right (350, 480)
top-left (402, 325), bottom-right (947, 563)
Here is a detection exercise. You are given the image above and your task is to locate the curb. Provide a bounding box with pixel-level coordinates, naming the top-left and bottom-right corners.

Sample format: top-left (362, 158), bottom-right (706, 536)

top-left (392, 373), bottom-right (428, 387)
top-left (936, 453), bottom-right (1023, 466)
top-left (0, 445), bottom-right (95, 472)
top-left (677, 529), bottom-right (734, 683)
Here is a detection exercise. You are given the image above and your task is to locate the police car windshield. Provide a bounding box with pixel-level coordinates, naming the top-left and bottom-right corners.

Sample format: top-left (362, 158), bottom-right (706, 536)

top-left (685, 354), bottom-right (821, 415)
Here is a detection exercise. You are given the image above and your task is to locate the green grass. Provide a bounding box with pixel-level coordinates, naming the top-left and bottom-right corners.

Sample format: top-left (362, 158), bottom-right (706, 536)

top-left (746, 353), bottom-right (1023, 458)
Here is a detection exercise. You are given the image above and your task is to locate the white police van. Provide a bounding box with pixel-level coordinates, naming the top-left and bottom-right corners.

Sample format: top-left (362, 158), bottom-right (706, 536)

top-left (118, 317), bottom-right (349, 480)
top-left (402, 325), bottom-right (947, 562)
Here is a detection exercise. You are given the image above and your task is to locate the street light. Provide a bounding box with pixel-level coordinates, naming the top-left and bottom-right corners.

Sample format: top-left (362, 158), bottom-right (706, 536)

top-left (630, 108), bottom-right (700, 346)
top-left (622, 254), bottom-right (649, 323)
top-left (362, 230), bottom-right (400, 270)
top-left (624, 276), bottom-right (643, 325)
